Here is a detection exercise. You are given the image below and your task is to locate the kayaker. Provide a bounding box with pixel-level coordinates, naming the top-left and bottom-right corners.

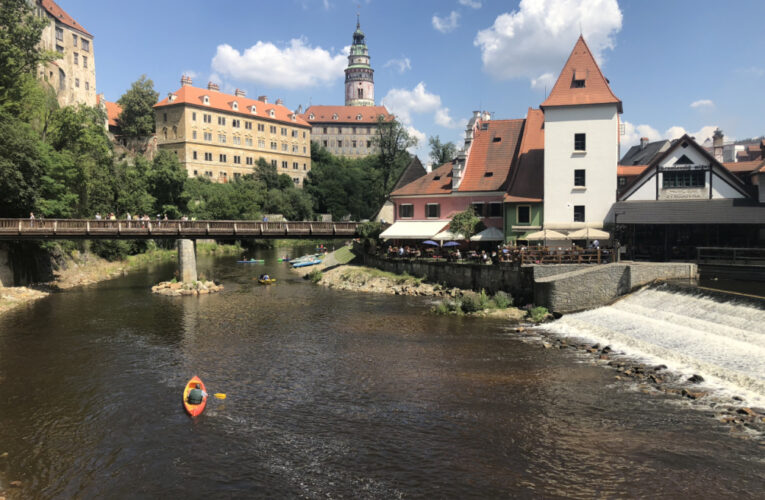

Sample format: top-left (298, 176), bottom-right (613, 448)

top-left (262, 274), bottom-right (270, 281)
top-left (187, 383), bottom-right (207, 405)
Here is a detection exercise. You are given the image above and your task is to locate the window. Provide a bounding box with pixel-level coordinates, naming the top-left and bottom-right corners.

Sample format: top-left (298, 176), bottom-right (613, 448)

top-left (281, 127), bottom-right (287, 136)
top-left (245, 122), bottom-right (252, 130)
top-left (398, 204), bottom-right (414, 218)
top-left (303, 131), bottom-right (306, 138)
top-left (573, 79), bottom-right (585, 88)
top-left (204, 152), bottom-right (213, 161)
top-left (358, 88), bottom-right (363, 99)
top-left (84, 81), bottom-right (89, 90)
top-left (204, 132), bottom-right (212, 142)
top-left (426, 204), bottom-right (440, 218)
top-left (269, 125), bottom-right (276, 134)
top-left (192, 131), bottom-right (197, 139)
top-left (472, 203), bottom-right (485, 217)
top-left (172, 126), bottom-right (177, 139)
top-left (293, 162), bottom-right (298, 170)
top-left (337, 140), bottom-right (343, 148)
top-left (72, 34), bottom-right (77, 47)
top-left (303, 163), bottom-right (307, 170)
top-left (618, 177), bottom-right (627, 187)
top-left (219, 154), bottom-right (227, 163)
top-left (574, 169), bottom-right (586, 187)
top-left (74, 53), bottom-right (78, 65)
top-left (205, 171), bottom-right (213, 177)
top-left (292, 130), bottom-right (298, 137)
top-left (293, 177), bottom-right (300, 185)
top-left (323, 140), bottom-right (328, 147)
top-left (517, 206), bottom-right (531, 224)
top-left (192, 151), bottom-right (198, 160)
top-left (203, 114), bottom-right (211, 123)
top-left (488, 202), bottom-right (502, 217)
top-left (367, 140), bottom-right (372, 148)
top-left (574, 205), bottom-right (585, 222)
top-left (246, 157), bottom-right (253, 165)
top-left (282, 143), bottom-right (288, 151)
top-left (258, 139), bottom-right (265, 148)
top-left (323, 127), bottom-right (328, 134)
top-left (574, 133), bottom-right (586, 151)
top-left (218, 134), bottom-right (226, 143)
top-left (245, 138), bottom-right (253, 146)
top-left (281, 161), bottom-right (288, 169)
top-left (270, 141), bottom-right (277, 150)
top-left (233, 136), bottom-right (241, 145)
top-left (234, 172), bottom-right (241, 179)
top-left (56, 27), bottom-right (63, 41)
top-left (81, 39), bottom-right (90, 52)
top-left (218, 116), bottom-right (226, 126)
top-left (75, 78), bottom-right (80, 88)
top-left (232, 119), bottom-right (240, 128)
top-left (163, 112), bottom-right (167, 122)
top-left (192, 112), bottom-right (197, 121)
top-left (352, 140), bottom-right (357, 148)
top-left (233, 156), bottom-right (241, 164)
top-left (662, 170), bottom-right (705, 188)
top-left (193, 170), bottom-right (198, 176)
top-left (271, 160), bottom-right (277, 167)
top-left (257, 123), bottom-right (265, 132)
top-left (83, 56), bottom-right (87, 68)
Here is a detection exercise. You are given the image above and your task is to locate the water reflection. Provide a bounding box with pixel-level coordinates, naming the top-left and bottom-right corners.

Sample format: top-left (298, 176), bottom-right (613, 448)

top-left (0, 250), bottom-right (763, 498)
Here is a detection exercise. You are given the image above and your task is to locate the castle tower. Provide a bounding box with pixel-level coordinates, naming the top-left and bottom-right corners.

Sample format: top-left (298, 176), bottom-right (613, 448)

top-left (344, 16), bottom-right (375, 106)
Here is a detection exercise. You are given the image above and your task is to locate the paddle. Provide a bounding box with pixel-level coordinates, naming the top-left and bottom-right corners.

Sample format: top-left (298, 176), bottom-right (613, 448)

top-left (214, 393), bottom-right (226, 399)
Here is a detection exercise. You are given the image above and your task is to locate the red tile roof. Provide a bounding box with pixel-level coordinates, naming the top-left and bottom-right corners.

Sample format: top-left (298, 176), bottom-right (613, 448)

top-left (155, 85), bottom-right (309, 127)
top-left (104, 100), bottom-right (122, 128)
top-left (722, 160), bottom-right (763, 173)
top-left (40, 0), bottom-right (92, 37)
top-left (458, 119), bottom-right (524, 192)
top-left (617, 165), bottom-right (649, 176)
top-left (504, 108), bottom-right (544, 202)
top-left (541, 35), bottom-right (622, 112)
top-left (301, 105), bottom-right (393, 124)
top-left (390, 162), bottom-right (454, 196)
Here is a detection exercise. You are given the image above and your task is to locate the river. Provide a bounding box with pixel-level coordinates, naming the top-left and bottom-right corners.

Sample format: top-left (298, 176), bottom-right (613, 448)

top-left (0, 250), bottom-right (763, 498)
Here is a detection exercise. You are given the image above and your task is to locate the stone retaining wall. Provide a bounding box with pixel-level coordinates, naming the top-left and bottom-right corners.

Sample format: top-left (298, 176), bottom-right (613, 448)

top-left (534, 262), bottom-right (697, 313)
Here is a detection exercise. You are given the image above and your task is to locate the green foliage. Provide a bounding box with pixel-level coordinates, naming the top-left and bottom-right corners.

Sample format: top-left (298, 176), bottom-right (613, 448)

top-left (529, 306), bottom-right (550, 323)
top-left (148, 150), bottom-right (186, 215)
top-left (116, 75), bottom-right (159, 139)
top-left (428, 135), bottom-right (457, 166)
top-left (492, 291), bottom-right (513, 309)
top-left (89, 239), bottom-right (132, 261)
top-left (460, 292), bottom-right (483, 313)
top-left (0, 0), bottom-right (57, 106)
top-left (449, 207), bottom-right (485, 241)
top-left (0, 109), bottom-right (45, 216)
top-left (307, 268), bottom-right (323, 283)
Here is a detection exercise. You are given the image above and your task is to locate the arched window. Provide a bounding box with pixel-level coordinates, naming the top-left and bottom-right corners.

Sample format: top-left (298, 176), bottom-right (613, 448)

top-left (172, 126), bottom-right (177, 139)
top-left (162, 127), bottom-right (168, 140)
top-left (357, 88), bottom-right (363, 99)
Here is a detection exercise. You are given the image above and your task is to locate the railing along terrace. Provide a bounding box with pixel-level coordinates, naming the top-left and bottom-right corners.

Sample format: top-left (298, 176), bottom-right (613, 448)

top-left (0, 218), bottom-right (359, 240)
top-left (696, 247), bottom-right (765, 265)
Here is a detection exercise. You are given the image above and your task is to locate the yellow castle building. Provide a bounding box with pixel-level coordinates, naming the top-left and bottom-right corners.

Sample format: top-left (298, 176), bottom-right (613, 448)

top-left (154, 77), bottom-right (312, 186)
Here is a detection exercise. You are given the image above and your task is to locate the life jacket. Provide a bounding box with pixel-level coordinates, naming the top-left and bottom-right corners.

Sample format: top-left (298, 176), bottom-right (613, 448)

top-left (187, 388), bottom-right (203, 405)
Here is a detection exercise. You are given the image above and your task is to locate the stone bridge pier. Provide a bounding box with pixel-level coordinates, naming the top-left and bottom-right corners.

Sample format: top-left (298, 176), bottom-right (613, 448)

top-left (177, 239), bottom-right (198, 283)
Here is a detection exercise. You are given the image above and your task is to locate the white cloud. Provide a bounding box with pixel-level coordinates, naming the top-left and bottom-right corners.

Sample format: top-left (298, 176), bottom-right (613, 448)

top-left (405, 126), bottom-right (426, 154)
top-left (690, 99), bottom-right (714, 109)
top-left (459, 0), bottom-right (482, 8)
top-left (474, 0), bottom-right (622, 87)
top-left (530, 72), bottom-right (555, 91)
top-left (433, 11), bottom-right (460, 33)
top-left (211, 38), bottom-right (346, 89)
top-left (384, 57), bottom-right (412, 73)
top-left (382, 82), bottom-right (442, 124)
top-left (621, 120), bottom-right (719, 151)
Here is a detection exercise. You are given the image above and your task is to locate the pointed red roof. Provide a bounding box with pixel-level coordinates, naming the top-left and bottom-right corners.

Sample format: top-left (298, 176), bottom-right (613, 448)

top-left (40, 0), bottom-right (92, 37)
top-left (541, 36), bottom-right (622, 113)
top-left (458, 119), bottom-right (524, 192)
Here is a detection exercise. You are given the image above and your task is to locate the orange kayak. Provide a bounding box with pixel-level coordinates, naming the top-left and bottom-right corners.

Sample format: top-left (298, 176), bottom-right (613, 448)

top-left (182, 376), bottom-right (208, 417)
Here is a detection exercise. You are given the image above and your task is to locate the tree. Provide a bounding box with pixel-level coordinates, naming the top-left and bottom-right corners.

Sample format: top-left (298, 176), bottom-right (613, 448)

top-left (148, 150), bottom-right (187, 216)
top-left (428, 135), bottom-right (457, 166)
top-left (0, 0), bottom-right (57, 106)
top-left (373, 117), bottom-right (417, 194)
top-left (449, 207), bottom-right (485, 243)
top-left (0, 110), bottom-right (46, 217)
top-left (117, 75), bottom-right (159, 139)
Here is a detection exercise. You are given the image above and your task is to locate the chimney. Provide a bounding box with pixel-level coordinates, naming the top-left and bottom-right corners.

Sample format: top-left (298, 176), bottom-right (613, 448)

top-left (712, 128), bottom-right (724, 162)
top-left (181, 75), bottom-right (192, 87)
top-left (258, 95), bottom-right (268, 103)
top-left (296, 104), bottom-right (303, 114)
top-left (207, 81), bottom-right (220, 92)
top-left (640, 137), bottom-right (649, 149)
top-left (275, 98), bottom-right (284, 106)
top-left (234, 88), bottom-right (246, 98)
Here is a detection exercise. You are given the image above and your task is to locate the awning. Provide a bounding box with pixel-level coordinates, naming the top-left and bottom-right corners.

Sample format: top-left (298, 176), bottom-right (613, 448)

top-left (470, 226), bottom-right (505, 241)
top-left (567, 227), bottom-right (610, 240)
top-left (380, 220), bottom-right (450, 240)
top-left (526, 229), bottom-right (567, 241)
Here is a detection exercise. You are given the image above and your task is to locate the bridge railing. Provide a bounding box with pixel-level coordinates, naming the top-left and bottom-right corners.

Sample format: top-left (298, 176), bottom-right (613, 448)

top-left (0, 218), bottom-right (360, 238)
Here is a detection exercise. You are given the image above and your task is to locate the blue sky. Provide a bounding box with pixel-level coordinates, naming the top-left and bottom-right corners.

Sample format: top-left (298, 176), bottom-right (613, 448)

top-left (65, 0), bottom-right (765, 161)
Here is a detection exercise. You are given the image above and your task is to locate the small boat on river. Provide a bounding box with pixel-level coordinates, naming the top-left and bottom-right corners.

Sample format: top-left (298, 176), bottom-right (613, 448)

top-left (237, 259), bottom-right (265, 264)
top-left (182, 376), bottom-right (208, 417)
top-left (291, 258), bottom-right (322, 268)
top-left (258, 278), bottom-right (277, 285)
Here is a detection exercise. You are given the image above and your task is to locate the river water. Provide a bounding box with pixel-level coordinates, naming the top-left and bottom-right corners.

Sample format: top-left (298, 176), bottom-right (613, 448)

top-left (0, 250), bottom-right (763, 498)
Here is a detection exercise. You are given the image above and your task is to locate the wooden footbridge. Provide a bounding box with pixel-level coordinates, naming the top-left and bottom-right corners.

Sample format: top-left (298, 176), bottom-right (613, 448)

top-left (0, 218), bottom-right (361, 283)
top-left (0, 218), bottom-right (360, 240)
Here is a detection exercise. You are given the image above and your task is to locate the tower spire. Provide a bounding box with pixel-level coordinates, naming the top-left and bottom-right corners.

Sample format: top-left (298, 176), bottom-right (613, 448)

top-left (345, 16), bottom-right (375, 106)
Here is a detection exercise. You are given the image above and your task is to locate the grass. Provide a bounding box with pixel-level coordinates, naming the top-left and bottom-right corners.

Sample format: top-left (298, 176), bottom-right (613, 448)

top-left (332, 245), bottom-right (357, 265)
top-left (307, 268), bottom-right (323, 283)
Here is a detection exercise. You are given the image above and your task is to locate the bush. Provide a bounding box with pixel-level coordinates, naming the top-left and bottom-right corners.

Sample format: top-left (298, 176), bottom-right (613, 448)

top-left (90, 239), bottom-right (132, 261)
top-left (492, 291), bottom-right (512, 309)
top-left (307, 268), bottom-right (323, 283)
top-left (478, 289), bottom-right (491, 309)
top-left (432, 301), bottom-right (450, 315)
top-left (460, 292), bottom-right (483, 313)
top-left (529, 306), bottom-right (550, 323)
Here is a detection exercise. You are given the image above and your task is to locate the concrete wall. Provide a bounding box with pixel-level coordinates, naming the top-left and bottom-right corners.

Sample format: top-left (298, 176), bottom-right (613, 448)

top-left (534, 262), bottom-right (698, 313)
top-left (0, 245), bottom-right (12, 287)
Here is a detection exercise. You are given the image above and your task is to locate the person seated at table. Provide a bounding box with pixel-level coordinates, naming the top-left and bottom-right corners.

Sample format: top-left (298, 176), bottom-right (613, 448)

top-left (398, 246), bottom-right (404, 257)
top-left (455, 249), bottom-right (461, 260)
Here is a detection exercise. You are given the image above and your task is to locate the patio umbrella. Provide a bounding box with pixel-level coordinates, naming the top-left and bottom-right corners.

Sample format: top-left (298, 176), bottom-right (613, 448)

top-left (567, 227), bottom-right (610, 240)
top-left (422, 240), bottom-right (439, 246)
top-left (442, 241), bottom-right (461, 247)
top-left (469, 226), bottom-right (504, 241)
top-left (433, 230), bottom-right (465, 241)
top-left (525, 228), bottom-right (567, 246)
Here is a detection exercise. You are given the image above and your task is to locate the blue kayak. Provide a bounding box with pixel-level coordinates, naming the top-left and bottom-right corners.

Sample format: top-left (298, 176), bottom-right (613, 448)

top-left (291, 259), bottom-right (322, 268)
top-left (237, 259), bottom-right (264, 263)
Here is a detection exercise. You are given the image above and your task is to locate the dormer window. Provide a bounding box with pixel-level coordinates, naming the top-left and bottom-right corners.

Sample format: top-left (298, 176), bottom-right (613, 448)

top-left (573, 79), bottom-right (585, 88)
top-left (484, 172), bottom-right (494, 177)
top-left (332, 113), bottom-right (338, 120)
top-left (269, 109), bottom-right (275, 118)
top-left (203, 95), bottom-right (210, 105)
top-left (290, 114), bottom-right (296, 121)
top-left (433, 175), bottom-right (441, 180)
top-left (572, 70), bottom-right (586, 88)
top-left (481, 123), bottom-right (489, 130)
top-left (492, 137), bottom-right (501, 143)
top-left (250, 105), bottom-right (257, 115)
top-left (308, 113), bottom-right (314, 120)
top-left (356, 114), bottom-right (362, 120)
top-left (232, 101), bottom-right (238, 110)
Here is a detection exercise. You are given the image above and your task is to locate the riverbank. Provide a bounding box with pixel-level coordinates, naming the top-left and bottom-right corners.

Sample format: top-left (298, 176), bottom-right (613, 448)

top-left (0, 242), bottom-right (240, 317)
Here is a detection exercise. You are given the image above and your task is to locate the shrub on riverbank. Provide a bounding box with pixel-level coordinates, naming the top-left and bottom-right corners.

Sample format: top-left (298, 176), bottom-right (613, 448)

top-left (307, 269), bottom-right (323, 283)
top-left (432, 289), bottom-right (516, 316)
top-left (528, 306), bottom-right (551, 323)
